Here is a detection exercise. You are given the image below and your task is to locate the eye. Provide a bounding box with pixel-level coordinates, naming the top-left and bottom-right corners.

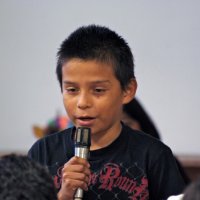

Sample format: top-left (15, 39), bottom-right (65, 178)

top-left (65, 87), bottom-right (79, 93)
top-left (94, 88), bottom-right (106, 93)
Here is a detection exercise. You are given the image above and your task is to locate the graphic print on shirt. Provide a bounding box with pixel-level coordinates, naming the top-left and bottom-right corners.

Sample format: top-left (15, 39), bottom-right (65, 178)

top-left (52, 161), bottom-right (149, 199)
top-left (53, 165), bottom-right (63, 189)
top-left (88, 162), bottom-right (149, 200)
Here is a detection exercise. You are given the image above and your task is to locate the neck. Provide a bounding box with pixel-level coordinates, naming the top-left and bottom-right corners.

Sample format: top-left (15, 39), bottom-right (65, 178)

top-left (90, 122), bottom-right (122, 151)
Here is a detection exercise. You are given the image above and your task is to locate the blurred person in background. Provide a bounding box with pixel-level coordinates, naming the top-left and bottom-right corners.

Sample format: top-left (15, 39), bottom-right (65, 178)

top-left (122, 97), bottom-right (190, 185)
top-left (182, 178), bottom-right (200, 200)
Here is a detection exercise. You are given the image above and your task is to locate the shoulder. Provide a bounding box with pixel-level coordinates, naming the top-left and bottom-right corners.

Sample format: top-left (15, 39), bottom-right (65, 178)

top-left (122, 124), bottom-right (173, 155)
top-left (28, 127), bottom-right (74, 163)
top-left (30, 127), bottom-right (72, 148)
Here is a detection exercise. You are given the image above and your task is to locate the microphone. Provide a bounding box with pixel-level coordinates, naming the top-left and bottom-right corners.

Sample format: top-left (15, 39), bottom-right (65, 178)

top-left (74, 127), bottom-right (91, 200)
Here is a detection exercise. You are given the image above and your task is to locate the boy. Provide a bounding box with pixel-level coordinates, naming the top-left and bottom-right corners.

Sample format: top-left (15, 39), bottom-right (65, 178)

top-left (28, 25), bottom-right (185, 200)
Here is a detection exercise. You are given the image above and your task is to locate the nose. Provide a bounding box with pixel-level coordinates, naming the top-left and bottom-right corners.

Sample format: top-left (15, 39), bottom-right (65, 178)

top-left (77, 91), bottom-right (91, 109)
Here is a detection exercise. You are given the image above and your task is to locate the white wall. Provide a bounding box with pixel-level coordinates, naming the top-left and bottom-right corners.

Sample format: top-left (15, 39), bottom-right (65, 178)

top-left (0, 0), bottom-right (199, 154)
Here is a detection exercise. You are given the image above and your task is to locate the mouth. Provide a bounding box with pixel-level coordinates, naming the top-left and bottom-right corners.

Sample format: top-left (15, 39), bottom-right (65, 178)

top-left (76, 116), bottom-right (96, 127)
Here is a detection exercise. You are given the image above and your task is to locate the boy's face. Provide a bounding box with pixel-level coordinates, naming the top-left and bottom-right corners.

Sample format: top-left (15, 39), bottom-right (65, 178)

top-left (62, 59), bottom-right (136, 144)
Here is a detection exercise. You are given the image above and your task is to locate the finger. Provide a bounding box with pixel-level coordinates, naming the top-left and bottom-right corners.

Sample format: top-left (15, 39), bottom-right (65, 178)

top-left (63, 164), bottom-right (91, 176)
top-left (63, 157), bottom-right (91, 177)
top-left (67, 156), bottom-right (90, 167)
top-left (62, 177), bottom-right (89, 191)
top-left (58, 178), bottom-right (88, 200)
top-left (62, 171), bottom-right (90, 184)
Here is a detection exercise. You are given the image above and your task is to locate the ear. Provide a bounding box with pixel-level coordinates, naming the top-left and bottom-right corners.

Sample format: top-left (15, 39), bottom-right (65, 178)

top-left (122, 79), bottom-right (137, 104)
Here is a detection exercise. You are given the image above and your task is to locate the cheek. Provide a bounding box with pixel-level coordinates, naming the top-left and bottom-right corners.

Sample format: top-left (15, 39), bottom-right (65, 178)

top-left (63, 97), bottom-right (74, 116)
top-left (98, 97), bottom-right (123, 116)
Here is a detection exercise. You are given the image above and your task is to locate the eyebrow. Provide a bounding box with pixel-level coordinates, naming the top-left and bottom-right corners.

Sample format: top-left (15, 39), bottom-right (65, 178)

top-left (63, 80), bottom-right (111, 85)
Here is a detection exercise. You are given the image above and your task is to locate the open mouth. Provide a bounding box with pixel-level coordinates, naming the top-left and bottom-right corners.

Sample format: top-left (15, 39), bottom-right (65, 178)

top-left (76, 116), bottom-right (95, 126)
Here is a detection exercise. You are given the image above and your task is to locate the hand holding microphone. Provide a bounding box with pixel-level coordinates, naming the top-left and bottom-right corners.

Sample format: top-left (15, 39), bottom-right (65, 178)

top-left (58, 127), bottom-right (91, 200)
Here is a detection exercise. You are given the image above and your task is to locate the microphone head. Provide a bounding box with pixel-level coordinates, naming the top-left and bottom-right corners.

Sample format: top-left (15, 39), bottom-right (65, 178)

top-left (74, 127), bottom-right (91, 147)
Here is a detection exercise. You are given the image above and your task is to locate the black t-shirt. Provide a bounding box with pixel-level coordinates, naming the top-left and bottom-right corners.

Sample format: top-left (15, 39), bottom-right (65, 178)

top-left (28, 124), bottom-right (185, 200)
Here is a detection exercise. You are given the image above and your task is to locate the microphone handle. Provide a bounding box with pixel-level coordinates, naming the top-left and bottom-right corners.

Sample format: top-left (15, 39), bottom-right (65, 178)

top-left (74, 146), bottom-right (90, 200)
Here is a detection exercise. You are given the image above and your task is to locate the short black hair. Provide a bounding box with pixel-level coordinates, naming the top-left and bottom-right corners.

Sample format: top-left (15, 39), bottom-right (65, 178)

top-left (56, 24), bottom-right (135, 90)
top-left (0, 154), bottom-right (57, 200)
